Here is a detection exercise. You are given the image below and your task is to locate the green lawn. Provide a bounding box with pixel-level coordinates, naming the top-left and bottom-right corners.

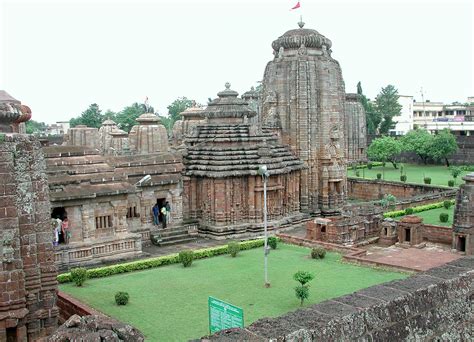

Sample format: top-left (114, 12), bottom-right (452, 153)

top-left (60, 244), bottom-right (407, 341)
top-left (349, 163), bottom-right (468, 187)
top-left (396, 206), bottom-right (455, 227)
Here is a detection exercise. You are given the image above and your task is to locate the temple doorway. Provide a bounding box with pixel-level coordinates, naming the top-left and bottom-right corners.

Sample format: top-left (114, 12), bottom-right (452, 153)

top-left (404, 228), bottom-right (411, 242)
top-left (156, 198), bottom-right (166, 223)
top-left (51, 207), bottom-right (68, 244)
top-left (457, 236), bottom-right (466, 253)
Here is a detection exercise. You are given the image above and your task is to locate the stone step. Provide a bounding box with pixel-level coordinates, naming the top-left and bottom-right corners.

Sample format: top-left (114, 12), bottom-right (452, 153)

top-left (158, 228), bottom-right (192, 238)
top-left (159, 236), bottom-right (198, 247)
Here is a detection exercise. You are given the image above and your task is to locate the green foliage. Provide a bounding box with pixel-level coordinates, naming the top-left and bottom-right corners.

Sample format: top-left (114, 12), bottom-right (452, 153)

top-left (443, 200), bottom-right (452, 209)
top-left (311, 247), bottom-right (326, 259)
top-left (401, 129), bottom-right (433, 164)
top-left (355, 170), bottom-right (360, 177)
top-left (380, 194), bottom-right (397, 209)
top-left (70, 103), bottom-right (103, 128)
top-left (57, 239), bottom-right (265, 283)
top-left (115, 103), bottom-right (147, 133)
top-left (383, 199), bottom-right (455, 218)
top-left (448, 180), bottom-right (455, 187)
top-left (376, 173), bottom-right (382, 179)
top-left (424, 177), bottom-right (431, 184)
top-left (227, 242), bottom-right (240, 257)
top-left (25, 120), bottom-right (47, 134)
top-left (439, 213), bottom-right (449, 223)
top-left (429, 129), bottom-right (458, 167)
top-left (367, 136), bottom-right (402, 169)
top-left (405, 207), bottom-right (414, 215)
top-left (357, 82), bottom-right (381, 135)
top-left (375, 85), bottom-right (402, 134)
top-left (293, 271), bottom-right (314, 306)
top-left (450, 166), bottom-right (462, 181)
top-left (460, 165), bottom-right (474, 172)
top-left (115, 291), bottom-right (130, 305)
top-left (167, 97), bottom-right (194, 129)
top-left (293, 270), bottom-right (314, 286)
top-left (400, 175), bottom-right (407, 182)
top-left (267, 236), bottom-right (278, 249)
top-left (294, 285), bottom-right (310, 306)
top-left (70, 268), bottom-right (88, 287)
top-left (178, 250), bottom-right (194, 267)
top-left (367, 162), bottom-right (373, 169)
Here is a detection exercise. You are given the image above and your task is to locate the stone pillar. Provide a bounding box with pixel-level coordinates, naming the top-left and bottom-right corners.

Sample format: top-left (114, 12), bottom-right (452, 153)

top-left (452, 173), bottom-right (474, 255)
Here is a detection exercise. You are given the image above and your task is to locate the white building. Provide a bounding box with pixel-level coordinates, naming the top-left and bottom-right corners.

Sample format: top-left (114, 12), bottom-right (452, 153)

top-left (45, 121), bottom-right (70, 135)
top-left (390, 95), bottom-right (413, 135)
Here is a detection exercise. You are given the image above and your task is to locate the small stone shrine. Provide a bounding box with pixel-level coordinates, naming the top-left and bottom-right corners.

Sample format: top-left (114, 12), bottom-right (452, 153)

top-left (453, 172), bottom-right (474, 254)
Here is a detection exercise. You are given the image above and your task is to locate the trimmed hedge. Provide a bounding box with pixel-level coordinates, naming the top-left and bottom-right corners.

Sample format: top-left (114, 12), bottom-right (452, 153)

top-left (57, 238), bottom-right (267, 283)
top-left (383, 199), bottom-right (455, 218)
top-left (350, 162), bottom-right (384, 170)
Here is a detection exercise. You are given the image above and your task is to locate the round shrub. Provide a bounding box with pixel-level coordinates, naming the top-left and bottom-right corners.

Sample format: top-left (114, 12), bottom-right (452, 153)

top-left (376, 173), bottom-right (382, 180)
top-left (400, 175), bottom-right (407, 182)
top-left (367, 162), bottom-right (373, 169)
top-left (227, 242), bottom-right (240, 257)
top-left (424, 177), bottom-right (431, 184)
top-left (311, 247), bottom-right (326, 259)
top-left (355, 171), bottom-right (360, 177)
top-left (267, 236), bottom-right (278, 250)
top-left (439, 213), bottom-right (449, 223)
top-left (178, 250), bottom-right (194, 267)
top-left (443, 200), bottom-right (452, 209)
top-left (404, 207), bottom-right (414, 215)
top-left (448, 180), bottom-right (455, 187)
top-left (70, 267), bottom-right (87, 287)
top-left (115, 291), bottom-right (129, 305)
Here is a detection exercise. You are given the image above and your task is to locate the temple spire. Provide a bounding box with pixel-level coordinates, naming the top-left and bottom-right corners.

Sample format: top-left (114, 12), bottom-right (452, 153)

top-left (298, 15), bottom-right (305, 28)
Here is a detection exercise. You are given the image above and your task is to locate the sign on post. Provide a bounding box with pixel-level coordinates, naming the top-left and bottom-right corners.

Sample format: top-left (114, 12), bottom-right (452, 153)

top-left (208, 296), bottom-right (244, 334)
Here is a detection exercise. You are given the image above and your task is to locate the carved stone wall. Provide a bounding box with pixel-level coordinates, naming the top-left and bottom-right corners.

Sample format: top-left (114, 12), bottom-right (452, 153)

top-left (66, 125), bottom-right (99, 148)
top-left (260, 23), bottom-right (347, 215)
top-left (98, 120), bottom-right (117, 154)
top-left (129, 114), bottom-right (169, 154)
top-left (0, 135), bottom-right (58, 341)
top-left (345, 93), bottom-right (367, 163)
top-left (453, 173), bottom-right (474, 255)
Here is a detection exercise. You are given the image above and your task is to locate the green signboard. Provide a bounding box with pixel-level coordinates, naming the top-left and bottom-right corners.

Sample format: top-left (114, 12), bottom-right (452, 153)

top-left (208, 296), bottom-right (244, 334)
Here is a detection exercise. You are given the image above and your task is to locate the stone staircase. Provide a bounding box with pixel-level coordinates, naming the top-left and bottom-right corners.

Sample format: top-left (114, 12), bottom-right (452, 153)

top-left (150, 224), bottom-right (198, 247)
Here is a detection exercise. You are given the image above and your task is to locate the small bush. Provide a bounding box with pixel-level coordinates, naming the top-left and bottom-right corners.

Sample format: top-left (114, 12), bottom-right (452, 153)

top-left (405, 207), bottom-right (414, 215)
top-left (70, 268), bottom-right (87, 287)
top-left (293, 271), bottom-right (314, 306)
top-left (355, 171), bottom-right (360, 177)
top-left (448, 180), bottom-right (455, 187)
top-left (267, 236), bottom-right (278, 250)
top-left (178, 250), bottom-right (194, 267)
top-left (382, 162), bottom-right (386, 167)
top-left (294, 285), bottom-right (310, 306)
top-left (424, 177), bottom-right (431, 184)
top-left (227, 242), bottom-right (240, 257)
top-left (443, 200), bottom-right (452, 209)
top-left (400, 175), bottom-right (407, 182)
top-left (439, 213), bottom-right (449, 223)
top-left (367, 162), bottom-right (373, 169)
top-left (115, 291), bottom-right (129, 305)
top-left (376, 173), bottom-right (382, 180)
top-left (311, 247), bottom-right (326, 259)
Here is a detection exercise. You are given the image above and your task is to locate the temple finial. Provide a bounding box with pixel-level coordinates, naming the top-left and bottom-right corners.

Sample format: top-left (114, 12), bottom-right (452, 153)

top-left (298, 15), bottom-right (305, 28)
top-left (225, 82), bottom-right (231, 89)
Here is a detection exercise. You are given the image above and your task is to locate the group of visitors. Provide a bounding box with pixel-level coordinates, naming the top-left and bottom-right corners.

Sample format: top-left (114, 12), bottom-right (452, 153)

top-left (152, 200), bottom-right (171, 229)
top-left (52, 217), bottom-right (71, 246)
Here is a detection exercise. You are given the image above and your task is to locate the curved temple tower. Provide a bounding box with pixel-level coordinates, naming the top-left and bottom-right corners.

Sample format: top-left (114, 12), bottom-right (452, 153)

top-left (260, 21), bottom-right (347, 215)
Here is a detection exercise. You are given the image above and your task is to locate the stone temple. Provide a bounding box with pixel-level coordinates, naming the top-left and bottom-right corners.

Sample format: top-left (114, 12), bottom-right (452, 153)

top-left (260, 20), bottom-right (358, 215)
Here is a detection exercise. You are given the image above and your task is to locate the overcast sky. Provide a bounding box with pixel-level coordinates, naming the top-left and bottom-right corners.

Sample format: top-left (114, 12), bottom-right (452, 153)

top-left (1, 0), bottom-right (472, 124)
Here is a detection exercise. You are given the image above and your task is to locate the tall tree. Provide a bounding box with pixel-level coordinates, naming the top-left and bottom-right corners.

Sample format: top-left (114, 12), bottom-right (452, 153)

top-left (103, 109), bottom-right (117, 121)
top-left (167, 97), bottom-right (194, 126)
top-left (401, 128), bottom-right (433, 164)
top-left (357, 81), bottom-right (381, 135)
top-left (375, 85), bottom-right (402, 134)
top-left (428, 129), bottom-right (458, 167)
top-left (70, 103), bottom-right (104, 128)
top-left (115, 103), bottom-right (147, 133)
top-left (25, 120), bottom-right (47, 134)
top-left (367, 136), bottom-right (402, 169)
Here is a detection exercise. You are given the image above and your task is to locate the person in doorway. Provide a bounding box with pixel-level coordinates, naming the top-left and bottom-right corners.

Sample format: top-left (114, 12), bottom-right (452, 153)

top-left (165, 201), bottom-right (171, 225)
top-left (152, 203), bottom-right (160, 226)
top-left (54, 218), bottom-right (62, 246)
top-left (161, 206), bottom-right (167, 229)
top-left (62, 217), bottom-right (70, 244)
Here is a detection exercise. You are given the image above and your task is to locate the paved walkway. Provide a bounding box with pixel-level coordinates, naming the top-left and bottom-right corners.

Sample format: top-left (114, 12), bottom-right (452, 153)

top-left (361, 244), bottom-right (461, 272)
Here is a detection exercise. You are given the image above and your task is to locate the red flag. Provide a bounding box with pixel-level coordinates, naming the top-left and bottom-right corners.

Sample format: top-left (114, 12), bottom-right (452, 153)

top-left (291, 2), bottom-right (300, 10)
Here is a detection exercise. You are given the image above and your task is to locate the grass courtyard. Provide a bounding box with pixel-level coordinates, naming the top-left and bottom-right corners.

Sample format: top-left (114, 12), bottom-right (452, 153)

top-left (60, 244), bottom-right (407, 341)
top-left (395, 206), bottom-right (455, 227)
top-left (348, 163), bottom-right (469, 187)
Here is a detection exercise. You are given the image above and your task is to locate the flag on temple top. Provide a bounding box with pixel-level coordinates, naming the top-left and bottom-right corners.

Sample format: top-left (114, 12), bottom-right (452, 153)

top-left (291, 1), bottom-right (300, 10)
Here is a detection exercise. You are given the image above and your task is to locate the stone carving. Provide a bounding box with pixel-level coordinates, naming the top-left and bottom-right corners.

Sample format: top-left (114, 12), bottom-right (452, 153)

top-left (2, 231), bottom-right (14, 263)
top-left (298, 43), bottom-right (307, 56)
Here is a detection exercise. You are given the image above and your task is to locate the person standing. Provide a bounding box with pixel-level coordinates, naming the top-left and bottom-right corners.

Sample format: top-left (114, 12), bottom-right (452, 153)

top-left (165, 201), bottom-right (171, 225)
top-left (54, 218), bottom-right (62, 246)
top-left (62, 218), bottom-right (70, 244)
top-left (161, 206), bottom-right (167, 229)
top-left (152, 203), bottom-right (160, 226)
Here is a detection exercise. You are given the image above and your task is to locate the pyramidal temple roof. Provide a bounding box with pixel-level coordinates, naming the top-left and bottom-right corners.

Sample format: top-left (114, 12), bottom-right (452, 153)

top-left (271, 21), bottom-right (332, 52)
top-left (201, 83), bottom-right (256, 120)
